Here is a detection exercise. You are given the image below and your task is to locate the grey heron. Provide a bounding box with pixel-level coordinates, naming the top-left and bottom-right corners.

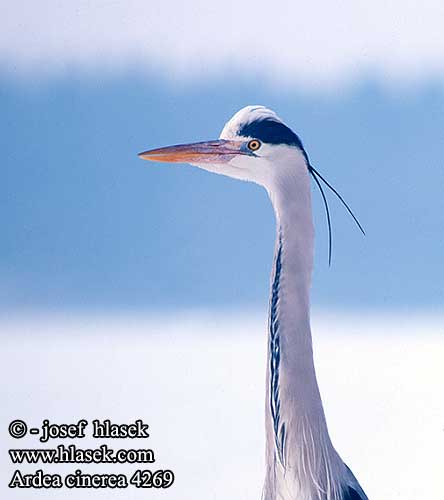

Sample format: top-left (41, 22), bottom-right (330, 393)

top-left (139, 106), bottom-right (368, 500)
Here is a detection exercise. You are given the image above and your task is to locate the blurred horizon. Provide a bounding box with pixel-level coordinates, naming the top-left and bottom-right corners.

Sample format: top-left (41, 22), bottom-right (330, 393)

top-left (2, 2), bottom-right (444, 315)
top-left (2, 74), bottom-right (444, 313)
top-left (3, 2), bottom-right (444, 88)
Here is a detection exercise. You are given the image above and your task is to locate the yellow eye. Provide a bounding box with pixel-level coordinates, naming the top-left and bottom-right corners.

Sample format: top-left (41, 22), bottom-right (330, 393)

top-left (247, 139), bottom-right (261, 151)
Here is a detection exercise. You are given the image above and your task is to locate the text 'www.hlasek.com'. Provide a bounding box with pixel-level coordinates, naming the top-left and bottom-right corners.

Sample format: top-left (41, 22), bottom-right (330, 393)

top-left (7, 419), bottom-right (175, 489)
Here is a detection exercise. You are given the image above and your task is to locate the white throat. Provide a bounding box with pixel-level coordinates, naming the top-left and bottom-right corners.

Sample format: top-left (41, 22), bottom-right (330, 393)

top-left (262, 154), bottom-right (358, 500)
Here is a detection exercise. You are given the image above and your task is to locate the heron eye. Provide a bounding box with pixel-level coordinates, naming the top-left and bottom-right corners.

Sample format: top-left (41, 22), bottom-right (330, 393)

top-left (247, 139), bottom-right (261, 151)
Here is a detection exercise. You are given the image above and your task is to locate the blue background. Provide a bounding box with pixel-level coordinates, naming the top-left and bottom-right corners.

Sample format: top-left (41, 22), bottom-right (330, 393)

top-left (2, 76), bottom-right (443, 311)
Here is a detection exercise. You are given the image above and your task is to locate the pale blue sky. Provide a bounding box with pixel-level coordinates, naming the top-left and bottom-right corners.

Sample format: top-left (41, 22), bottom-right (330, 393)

top-left (2, 75), bottom-right (444, 311)
top-left (2, 2), bottom-right (444, 312)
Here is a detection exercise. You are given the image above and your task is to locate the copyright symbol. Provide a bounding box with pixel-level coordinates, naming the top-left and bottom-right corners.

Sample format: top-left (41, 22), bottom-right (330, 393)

top-left (9, 420), bottom-right (27, 439)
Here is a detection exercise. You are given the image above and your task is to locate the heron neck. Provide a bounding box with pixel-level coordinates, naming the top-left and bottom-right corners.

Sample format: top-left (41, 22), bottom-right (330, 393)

top-left (265, 170), bottom-right (330, 468)
top-left (268, 170), bottom-right (315, 358)
top-left (270, 174), bottom-right (314, 326)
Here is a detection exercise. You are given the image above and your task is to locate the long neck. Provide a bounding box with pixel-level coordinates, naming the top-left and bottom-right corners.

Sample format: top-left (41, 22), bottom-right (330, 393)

top-left (263, 165), bottom-right (346, 500)
top-left (270, 168), bottom-right (315, 358)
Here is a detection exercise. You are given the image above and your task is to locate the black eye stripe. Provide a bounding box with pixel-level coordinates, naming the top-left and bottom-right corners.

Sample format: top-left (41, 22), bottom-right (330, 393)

top-left (239, 118), bottom-right (304, 148)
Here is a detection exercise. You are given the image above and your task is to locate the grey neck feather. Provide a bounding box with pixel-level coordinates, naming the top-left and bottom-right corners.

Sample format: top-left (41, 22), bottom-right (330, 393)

top-left (262, 164), bottom-right (366, 500)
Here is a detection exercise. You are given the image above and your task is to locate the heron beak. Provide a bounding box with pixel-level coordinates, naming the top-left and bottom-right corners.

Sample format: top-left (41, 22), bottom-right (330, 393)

top-left (138, 139), bottom-right (245, 164)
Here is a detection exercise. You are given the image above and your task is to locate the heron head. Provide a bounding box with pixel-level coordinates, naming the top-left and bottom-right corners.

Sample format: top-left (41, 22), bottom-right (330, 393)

top-left (138, 105), bottom-right (308, 190)
top-left (139, 105), bottom-right (364, 263)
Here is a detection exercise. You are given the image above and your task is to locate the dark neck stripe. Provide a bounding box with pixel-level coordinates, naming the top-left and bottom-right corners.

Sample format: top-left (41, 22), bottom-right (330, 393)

top-left (269, 232), bottom-right (285, 466)
top-left (239, 118), bottom-right (304, 148)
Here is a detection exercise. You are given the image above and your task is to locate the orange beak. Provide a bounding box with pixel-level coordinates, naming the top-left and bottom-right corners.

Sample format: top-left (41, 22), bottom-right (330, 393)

top-left (138, 139), bottom-right (246, 164)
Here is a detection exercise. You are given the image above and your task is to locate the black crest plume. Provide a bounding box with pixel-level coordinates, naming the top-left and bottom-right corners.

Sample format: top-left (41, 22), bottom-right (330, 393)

top-left (307, 162), bottom-right (365, 265)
